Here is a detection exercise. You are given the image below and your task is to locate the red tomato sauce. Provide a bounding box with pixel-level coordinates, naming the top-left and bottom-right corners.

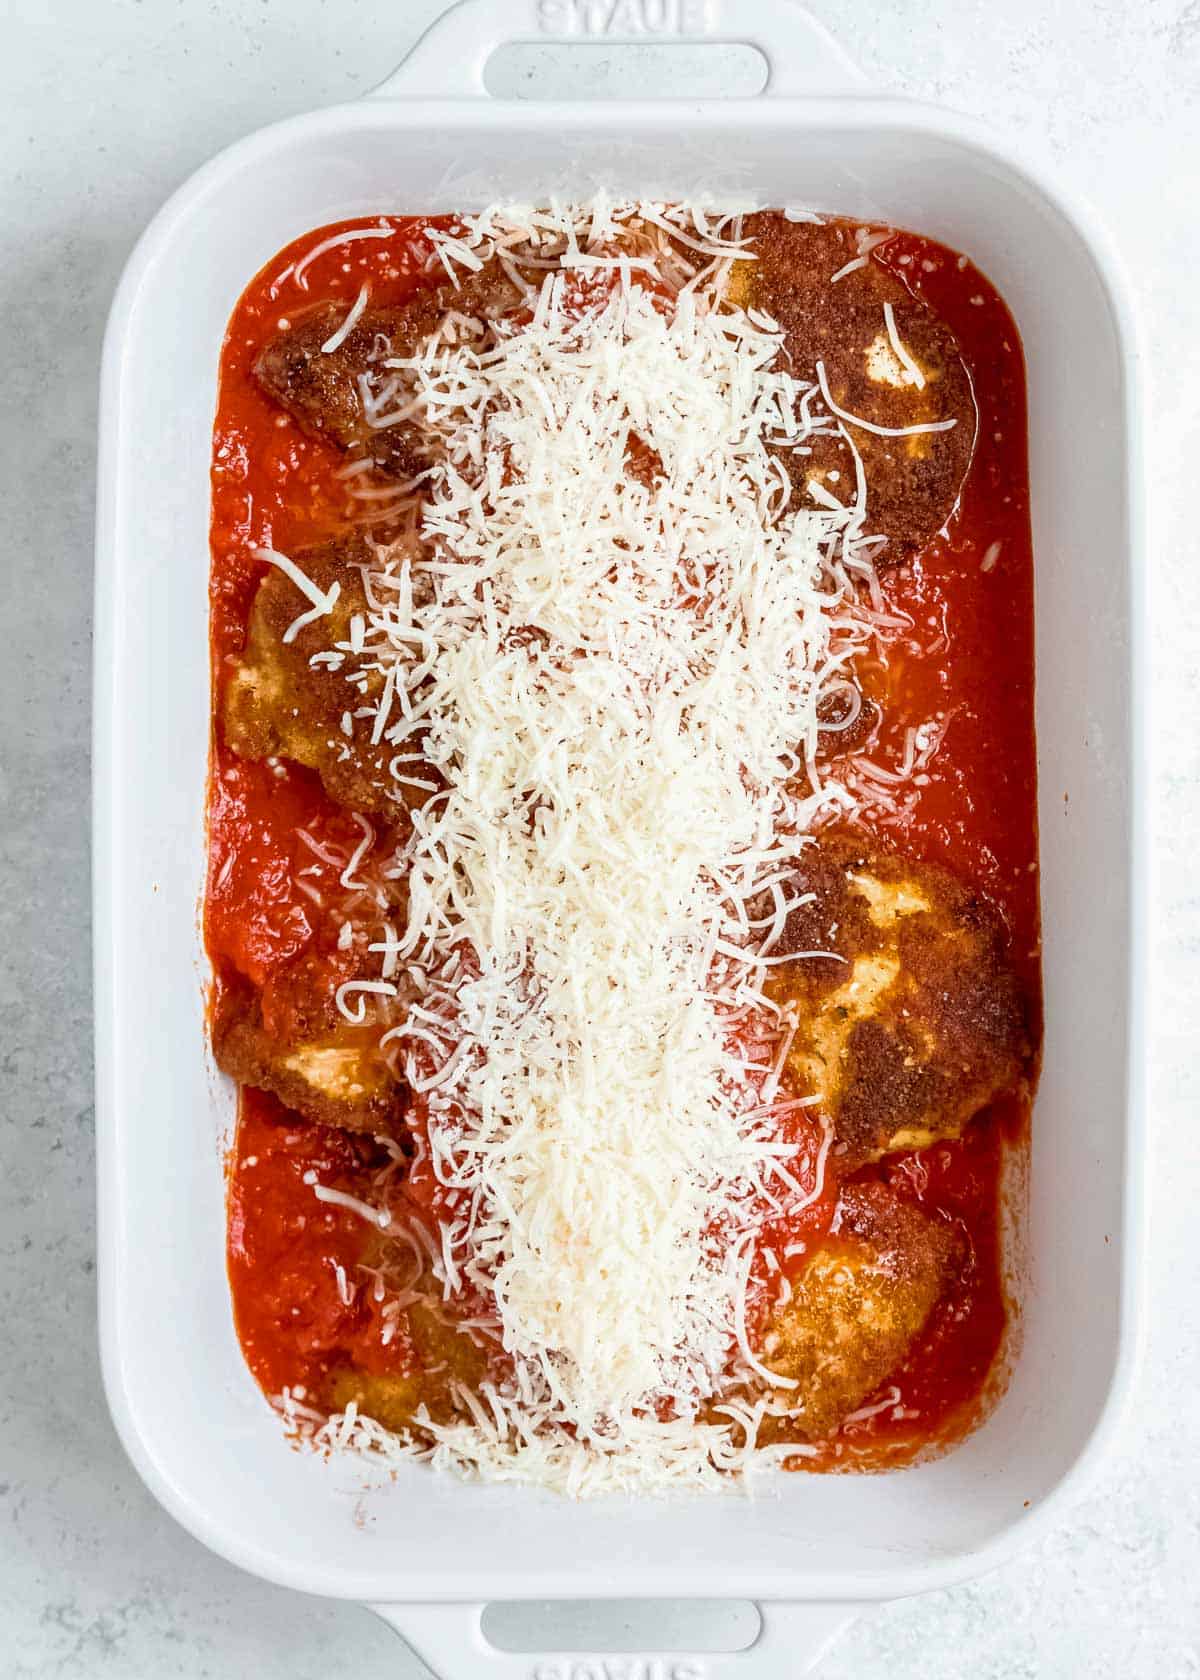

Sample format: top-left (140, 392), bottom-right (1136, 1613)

top-left (227, 1089), bottom-right (397, 1397)
top-left (857, 231), bottom-right (1041, 997)
top-left (208, 217), bottom-right (1039, 1467)
top-left (797, 232), bottom-right (1039, 1464)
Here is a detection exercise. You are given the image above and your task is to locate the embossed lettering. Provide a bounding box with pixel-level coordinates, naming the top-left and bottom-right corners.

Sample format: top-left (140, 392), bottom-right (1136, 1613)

top-left (637, 0), bottom-right (670, 29)
top-left (528, 1658), bottom-right (706, 1680)
top-left (536, 0), bottom-right (574, 31)
top-left (537, 0), bottom-right (713, 35)
top-left (607, 0), bottom-right (645, 30)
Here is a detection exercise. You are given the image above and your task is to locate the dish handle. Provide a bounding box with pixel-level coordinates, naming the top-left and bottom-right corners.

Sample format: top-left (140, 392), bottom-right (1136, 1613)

top-left (366, 0), bottom-right (867, 102)
top-left (370, 1599), bottom-right (861, 1677)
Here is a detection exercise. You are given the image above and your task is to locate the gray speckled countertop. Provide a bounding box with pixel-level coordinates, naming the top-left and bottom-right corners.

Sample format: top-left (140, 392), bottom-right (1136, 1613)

top-left (2, 1), bottom-right (1198, 1674)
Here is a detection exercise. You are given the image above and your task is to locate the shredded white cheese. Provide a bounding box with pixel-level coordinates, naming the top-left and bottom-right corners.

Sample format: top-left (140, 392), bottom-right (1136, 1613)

top-left (882, 301), bottom-right (927, 391)
top-left (292, 225), bottom-right (392, 290)
top-left (253, 547), bottom-right (340, 644)
top-left (282, 200), bottom-right (902, 1496)
top-left (293, 202), bottom-right (877, 1494)
top-left (322, 283), bottom-right (371, 354)
top-left (814, 361), bottom-right (955, 438)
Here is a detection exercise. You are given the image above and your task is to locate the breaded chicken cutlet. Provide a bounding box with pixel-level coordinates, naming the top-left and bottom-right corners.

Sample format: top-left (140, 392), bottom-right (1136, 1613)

top-left (253, 263), bottom-right (524, 477)
top-left (213, 944), bottom-right (406, 1136)
top-left (324, 1293), bottom-right (488, 1432)
top-left (729, 216), bottom-right (976, 564)
top-left (758, 1181), bottom-right (959, 1441)
top-left (257, 223), bottom-right (973, 574)
top-left (217, 534), bottom-right (423, 1131)
top-left (222, 533), bottom-right (437, 818)
top-left (767, 834), bottom-right (1031, 1167)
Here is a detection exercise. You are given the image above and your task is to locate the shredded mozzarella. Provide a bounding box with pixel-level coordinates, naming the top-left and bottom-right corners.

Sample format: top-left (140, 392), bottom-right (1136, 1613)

top-left (882, 302), bottom-right (926, 390)
top-left (293, 225), bottom-right (392, 290)
top-left (840, 1385), bottom-right (903, 1429)
top-left (311, 1183), bottom-right (392, 1229)
top-left (253, 547), bottom-right (340, 644)
top-left (828, 254), bottom-right (868, 284)
top-left (289, 199), bottom-right (889, 1495)
top-left (322, 283), bottom-right (370, 354)
top-left (814, 361), bottom-right (956, 438)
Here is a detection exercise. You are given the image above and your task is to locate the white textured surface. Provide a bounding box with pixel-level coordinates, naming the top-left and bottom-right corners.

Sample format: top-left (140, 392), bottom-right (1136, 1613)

top-left (1, 1), bottom-right (1196, 1674)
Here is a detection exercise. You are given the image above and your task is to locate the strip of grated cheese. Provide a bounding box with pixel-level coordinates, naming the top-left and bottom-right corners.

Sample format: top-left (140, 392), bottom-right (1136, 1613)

top-left (882, 301), bottom-right (926, 391)
top-left (322, 283), bottom-right (371, 354)
top-left (305, 202), bottom-right (879, 1494)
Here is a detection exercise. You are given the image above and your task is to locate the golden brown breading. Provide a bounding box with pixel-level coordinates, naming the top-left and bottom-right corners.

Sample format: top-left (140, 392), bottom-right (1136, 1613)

top-left (816, 687), bottom-right (880, 760)
top-left (728, 215), bottom-right (976, 564)
top-left (324, 1297), bottom-right (488, 1429)
top-left (253, 264), bottom-right (523, 476)
top-left (213, 969), bottom-right (405, 1136)
top-left (761, 1182), bottom-right (958, 1440)
top-left (768, 834), bottom-right (1031, 1166)
top-left (222, 534), bottom-right (430, 816)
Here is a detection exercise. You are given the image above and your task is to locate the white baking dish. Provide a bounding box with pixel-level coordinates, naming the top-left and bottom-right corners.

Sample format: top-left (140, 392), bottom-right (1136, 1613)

top-left (93, 1), bottom-right (1145, 1671)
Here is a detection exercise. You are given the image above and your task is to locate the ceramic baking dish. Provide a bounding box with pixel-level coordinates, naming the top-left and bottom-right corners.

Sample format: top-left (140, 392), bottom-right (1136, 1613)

top-left (93, 1), bottom-right (1144, 1671)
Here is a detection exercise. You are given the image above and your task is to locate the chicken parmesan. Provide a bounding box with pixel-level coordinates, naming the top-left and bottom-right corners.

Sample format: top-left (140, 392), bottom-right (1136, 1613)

top-left (207, 201), bottom-right (1041, 1494)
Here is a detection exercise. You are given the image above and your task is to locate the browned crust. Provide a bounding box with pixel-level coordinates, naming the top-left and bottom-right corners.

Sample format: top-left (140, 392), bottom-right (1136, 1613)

top-left (762, 1181), bottom-right (960, 1440)
top-left (816, 688), bottom-right (880, 760)
top-left (768, 834), bottom-right (1032, 1166)
top-left (733, 215), bottom-right (976, 565)
top-left (221, 534), bottom-right (433, 816)
top-left (213, 975), bottom-right (405, 1137)
top-left (833, 1180), bottom-right (959, 1272)
top-left (324, 1297), bottom-right (488, 1430)
top-left (252, 264), bottom-right (523, 476)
